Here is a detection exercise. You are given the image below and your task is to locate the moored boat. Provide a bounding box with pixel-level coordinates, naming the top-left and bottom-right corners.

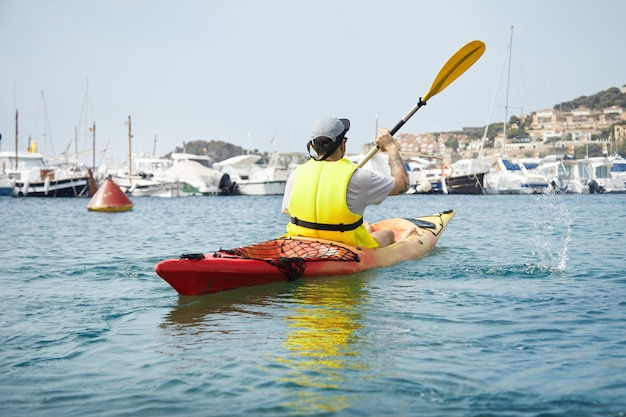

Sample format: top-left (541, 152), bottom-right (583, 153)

top-left (106, 156), bottom-right (186, 198)
top-left (155, 210), bottom-right (455, 295)
top-left (484, 158), bottom-right (549, 194)
top-left (214, 152), bottom-right (307, 195)
top-left (0, 151), bottom-right (94, 197)
top-left (537, 156), bottom-right (587, 194)
top-left (443, 157), bottom-right (491, 194)
top-left (407, 156), bottom-right (489, 195)
top-left (0, 172), bottom-right (13, 197)
top-left (538, 154), bottom-right (626, 194)
top-left (117, 177), bottom-right (185, 197)
top-left (158, 159), bottom-right (236, 195)
top-left (583, 156), bottom-right (626, 193)
top-left (445, 171), bottom-right (487, 194)
top-left (610, 156), bottom-right (626, 185)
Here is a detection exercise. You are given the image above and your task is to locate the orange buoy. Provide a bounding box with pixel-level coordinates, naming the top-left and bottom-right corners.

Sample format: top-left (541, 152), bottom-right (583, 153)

top-left (87, 178), bottom-right (133, 212)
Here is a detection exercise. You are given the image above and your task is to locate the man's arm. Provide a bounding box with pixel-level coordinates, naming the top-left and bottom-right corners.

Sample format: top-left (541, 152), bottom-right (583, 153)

top-left (376, 129), bottom-right (409, 195)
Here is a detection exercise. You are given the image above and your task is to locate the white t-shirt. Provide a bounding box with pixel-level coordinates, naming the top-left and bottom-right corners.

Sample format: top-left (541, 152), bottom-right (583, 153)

top-left (281, 166), bottom-right (395, 215)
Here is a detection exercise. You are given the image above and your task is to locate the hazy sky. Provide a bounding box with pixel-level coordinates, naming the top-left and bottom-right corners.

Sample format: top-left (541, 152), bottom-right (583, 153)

top-left (1, 0), bottom-right (624, 165)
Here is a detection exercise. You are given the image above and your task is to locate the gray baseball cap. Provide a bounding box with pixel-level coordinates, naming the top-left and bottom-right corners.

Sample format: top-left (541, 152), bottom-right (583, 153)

top-left (310, 117), bottom-right (350, 144)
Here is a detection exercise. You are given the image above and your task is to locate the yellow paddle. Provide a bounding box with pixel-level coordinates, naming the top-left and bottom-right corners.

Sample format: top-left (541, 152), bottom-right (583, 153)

top-left (358, 40), bottom-right (486, 168)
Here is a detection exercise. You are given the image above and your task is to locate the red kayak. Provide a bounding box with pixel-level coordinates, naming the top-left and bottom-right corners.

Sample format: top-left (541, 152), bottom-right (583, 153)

top-left (155, 210), bottom-right (455, 295)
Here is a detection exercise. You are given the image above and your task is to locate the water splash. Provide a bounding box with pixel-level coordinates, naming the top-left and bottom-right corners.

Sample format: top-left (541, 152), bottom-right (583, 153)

top-left (527, 194), bottom-right (572, 273)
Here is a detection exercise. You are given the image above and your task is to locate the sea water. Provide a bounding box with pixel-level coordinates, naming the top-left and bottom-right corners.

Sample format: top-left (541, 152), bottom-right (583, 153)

top-left (1, 194), bottom-right (625, 417)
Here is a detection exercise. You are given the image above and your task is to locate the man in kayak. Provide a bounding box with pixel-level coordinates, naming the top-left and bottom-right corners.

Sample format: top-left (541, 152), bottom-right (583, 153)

top-left (281, 116), bottom-right (412, 248)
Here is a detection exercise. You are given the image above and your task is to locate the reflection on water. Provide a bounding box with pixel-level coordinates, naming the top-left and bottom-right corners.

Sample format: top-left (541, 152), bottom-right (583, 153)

top-left (277, 275), bottom-right (371, 413)
top-left (161, 281), bottom-right (290, 330)
top-left (158, 272), bottom-right (375, 413)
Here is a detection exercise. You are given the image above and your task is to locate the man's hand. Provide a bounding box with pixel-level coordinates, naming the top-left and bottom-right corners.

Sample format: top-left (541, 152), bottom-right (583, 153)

top-left (375, 128), bottom-right (398, 152)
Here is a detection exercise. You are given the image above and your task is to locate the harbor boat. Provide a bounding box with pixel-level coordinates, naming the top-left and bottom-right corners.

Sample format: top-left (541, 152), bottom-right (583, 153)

top-left (107, 117), bottom-right (192, 198)
top-left (131, 156), bottom-right (175, 176)
top-left (214, 152), bottom-right (307, 195)
top-left (155, 210), bottom-right (455, 295)
top-left (116, 176), bottom-right (185, 198)
top-left (169, 153), bottom-right (237, 195)
top-left (108, 116), bottom-right (233, 197)
top-left (156, 159), bottom-right (235, 196)
top-left (445, 171), bottom-right (487, 194)
top-left (536, 155), bottom-right (587, 194)
top-left (406, 157), bottom-right (443, 194)
top-left (212, 154), bottom-right (271, 194)
top-left (0, 172), bottom-right (13, 197)
top-left (580, 156), bottom-right (626, 193)
top-left (0, 151), bottom-right (94, 197)
top-left (610, 156), bottom-right (626, 186)
top-left (108, 154), bottom-right (236, 197)
top-left (237, 178), bottom-right (285, 195)
top-left (443, 157), bottom-right (491, 194)
top-left (484, 157), bottom-right (549, 194)
top-left (537, 154), bottom-right (626, 194)
top-left (406, 156), bottom-right (489, 195)
top-left (110, 157), bottom-right (184, 198)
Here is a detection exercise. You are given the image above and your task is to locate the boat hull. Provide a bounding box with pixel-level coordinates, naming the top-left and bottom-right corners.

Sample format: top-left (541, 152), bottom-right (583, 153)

top-left (0, 173), bottom-right (12, 197)
top-left (155, 210), bottom-right (455, 295)
top-left (445, 172), bottom-right (486, 194)
top-left (237, 180), bottom-right (286, 195)
top-left (124, 181), bottom-right (184, 198)
top-left (14, 177), bottom-right (91, 197)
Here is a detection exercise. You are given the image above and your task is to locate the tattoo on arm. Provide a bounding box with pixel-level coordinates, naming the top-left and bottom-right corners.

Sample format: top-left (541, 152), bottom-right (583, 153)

top-left (389, 151), bottom-right (410, 193)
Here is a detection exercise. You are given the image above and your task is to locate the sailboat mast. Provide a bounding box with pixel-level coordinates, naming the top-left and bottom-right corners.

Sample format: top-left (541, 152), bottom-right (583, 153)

top-left (92, 122), bottom-right (96, 170)
top-left (40, 92), bottom-right (46, 154)
top-left (128, 116), bottom-right (133, 181)
top-left (83, 79), bottom-right (89, 166)
top-left (15, 110), bottom-right (18, 169)
top-left (503, 25), bottom-right (513, 156)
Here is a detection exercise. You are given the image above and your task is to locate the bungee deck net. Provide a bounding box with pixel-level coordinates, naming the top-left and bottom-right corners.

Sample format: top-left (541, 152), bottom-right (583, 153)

top-left (221, 239), bottom-right (360, 262)
top-left (219, 239), bottom-right (360, 281)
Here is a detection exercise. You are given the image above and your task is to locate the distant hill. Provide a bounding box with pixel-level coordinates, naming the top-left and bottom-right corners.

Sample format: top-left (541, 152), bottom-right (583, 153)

top-left (165, 140), bottom-right (265, 163)
top-left (554, 86), bottom-right (626, 112)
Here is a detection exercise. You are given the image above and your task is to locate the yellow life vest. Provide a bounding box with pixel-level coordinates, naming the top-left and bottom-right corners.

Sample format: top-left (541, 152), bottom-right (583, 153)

top-left (286, 158), bottom-right (379, 248)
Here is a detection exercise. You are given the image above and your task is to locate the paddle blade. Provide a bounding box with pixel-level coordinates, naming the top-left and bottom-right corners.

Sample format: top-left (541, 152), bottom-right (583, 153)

top-left (357, 39), bottom-right (486, 169)
top-left (422, 40), bottom-right (486, 102)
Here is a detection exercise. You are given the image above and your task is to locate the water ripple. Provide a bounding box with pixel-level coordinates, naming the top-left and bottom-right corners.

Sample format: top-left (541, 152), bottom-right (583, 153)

top-left (1, 196), bottom-right (626, 416)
